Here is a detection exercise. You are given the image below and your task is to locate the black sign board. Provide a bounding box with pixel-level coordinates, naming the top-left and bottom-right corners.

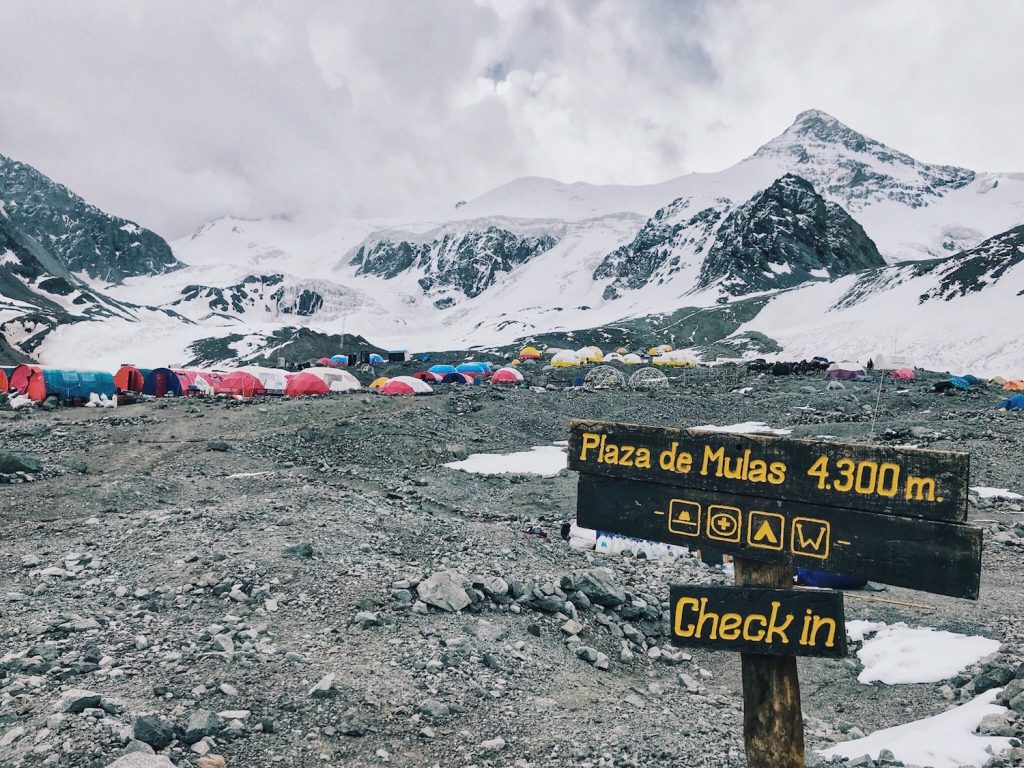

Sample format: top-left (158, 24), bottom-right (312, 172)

top-left (568, 420), bottom-right (969, 522)
top-left (669, 584), bottom-right (847, 658)
top-left (577, 473), bottom-right (982, 599)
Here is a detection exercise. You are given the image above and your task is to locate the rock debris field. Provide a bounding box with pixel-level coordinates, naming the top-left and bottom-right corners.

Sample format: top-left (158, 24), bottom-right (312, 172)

top-left (1, 368), bottom-right (1023, 768)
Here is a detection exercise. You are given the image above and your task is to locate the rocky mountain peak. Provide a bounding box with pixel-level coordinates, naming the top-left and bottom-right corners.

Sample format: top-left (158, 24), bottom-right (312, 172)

top-left (751, 111), bottom-right (975, 210)
top-left (697, 173), bottom-right (885, 295)
top-left (0, 152), bottom-right (180, 283)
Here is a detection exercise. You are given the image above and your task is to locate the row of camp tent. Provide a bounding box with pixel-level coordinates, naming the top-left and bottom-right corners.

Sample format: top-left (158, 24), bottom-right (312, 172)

top-left (0, 364), bottom-right (362, 404)
top-left (543, 347), bottom-right (699, 368)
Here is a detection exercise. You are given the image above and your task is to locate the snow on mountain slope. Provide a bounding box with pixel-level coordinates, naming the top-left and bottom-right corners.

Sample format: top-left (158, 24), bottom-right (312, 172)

top-left (734, 225), bottom-right (1024, 375)
top-left (458, 110), bottom-right (1024, 263)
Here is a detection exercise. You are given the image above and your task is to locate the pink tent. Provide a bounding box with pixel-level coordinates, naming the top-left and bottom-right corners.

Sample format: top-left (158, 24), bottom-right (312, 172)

top-left (412, 371), bottom-right (444, 383)
top-left (379, 376), bottom-right (433, 396)
top-left (285, 372), bottom-right (330, 397)
top-left (219, 371), bottom-right (266, 397)
top-left (891, 368), bottom-right (915, 381)
top-left (491, 367), bottom-right (524, 384)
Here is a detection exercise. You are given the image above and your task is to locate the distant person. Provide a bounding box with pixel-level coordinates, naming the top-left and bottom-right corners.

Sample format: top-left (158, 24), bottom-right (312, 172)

top-left (866, 358), bottom-right (874, 370)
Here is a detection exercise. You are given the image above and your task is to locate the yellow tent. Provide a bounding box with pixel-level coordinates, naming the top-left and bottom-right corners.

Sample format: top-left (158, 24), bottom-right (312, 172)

top-left (551, 350), bottom-right (583, 367)
top-left (510, 359), bottom-right (522, 367)
top-left (519, 346), bottom-right (541, 360)
top-left (370, 376), bottom-right (390, 391)
top-left (577, 346), bottom-right (604, 363)
top-left (615, 347), bottom-right (627, 355)
top-left (991, 376), bottom-right (1007, 386)
top-left (622, 353), bottom-right (643, 365)
top-left (653, 352), bottom-right (698, 367)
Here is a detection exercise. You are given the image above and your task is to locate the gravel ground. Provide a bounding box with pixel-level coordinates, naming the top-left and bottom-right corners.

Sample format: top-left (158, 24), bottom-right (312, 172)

top-left (1, 365), bottom-right (1023, 768)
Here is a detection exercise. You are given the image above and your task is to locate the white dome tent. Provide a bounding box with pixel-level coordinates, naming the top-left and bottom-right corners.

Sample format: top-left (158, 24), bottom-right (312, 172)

top-left (584, 365), bottom-right (627, 389)
top-left (303, 367), bottom-right (362, 392)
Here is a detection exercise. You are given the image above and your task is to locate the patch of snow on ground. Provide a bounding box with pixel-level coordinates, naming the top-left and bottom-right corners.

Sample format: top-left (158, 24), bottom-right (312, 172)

top-left (691, 421), bottom-right (792, 435)
top-left (445, 445), bottom-right (567, 477)
top-left (818, 688), bottom-right (1012, 768)
top-left (971, 486), bottom-right (1024, 500)
top-left (854, 622), bottom-right (1000, 684)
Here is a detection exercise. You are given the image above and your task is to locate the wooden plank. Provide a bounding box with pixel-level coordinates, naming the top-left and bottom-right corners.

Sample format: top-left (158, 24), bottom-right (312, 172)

top-left (735, 559), bottom-right (805, 768)
top-left (568, 419), bottom-right (969, 522)
top-left (669, 584), bottom-right (847, 658)
top-left (576, 473), bottom-right (982, 599)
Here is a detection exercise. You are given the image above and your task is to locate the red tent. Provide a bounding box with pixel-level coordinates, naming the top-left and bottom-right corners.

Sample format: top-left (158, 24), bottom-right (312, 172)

top-left (317, 357), bottom-right (331, 365)
top-left (10, 365), bottom-right (46, 401)
top-left (0, 368), bottom-right (8, 392)
top-left (173, 369), bottom-right (220, 395)
top-left (285, 372), bottom-right (330, 397)
top-left (219, 371), bottom-right (266, 397)
top-left (491, 367), bottom-right (524, 384)
top-left (412, 371), bottom-right (443, 383)
top-left (114, 365), bottom-right (146, 393)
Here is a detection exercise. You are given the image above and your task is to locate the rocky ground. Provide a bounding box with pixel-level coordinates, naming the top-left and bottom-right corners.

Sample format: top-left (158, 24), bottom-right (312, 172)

top-left (1, 364), bottom-right (1023, 768)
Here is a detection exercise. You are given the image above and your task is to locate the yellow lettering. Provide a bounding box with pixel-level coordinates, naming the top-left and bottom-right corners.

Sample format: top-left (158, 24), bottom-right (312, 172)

top-left (601, 444), bottom-right (619, 464)
top-left (905, 475), bottom-right (936, 502)
top-left (580, 433), bottom-right (599, 461)
top-left (723, 456), bottom-right (743, 480)
top-left (767, 461), bottom-right (787, 484)
top-left (810, 616), bottom-right (838, 648)
top-left (719, 613), bottom-right (742, 640)
top-left (634, 448), bottom-right (652, 469)
top-left (747, 459), bottom-right (768, 483)
top-left (701, 445), bottom-right (725, 477)
top-left (675, 451), bottom-right (693, 473)
top-left (620, 445), bottom-right (635, 467)
top-left (673, 597), bottom-right (700, 638)
top-left (695, 597), bottom-right (719, 639)
top-left (764, 602), bottom-right (793, 644)
top-left (742, 614), bottom-right (766, 642)
top-left (660, 441), bottom-right (679, 471)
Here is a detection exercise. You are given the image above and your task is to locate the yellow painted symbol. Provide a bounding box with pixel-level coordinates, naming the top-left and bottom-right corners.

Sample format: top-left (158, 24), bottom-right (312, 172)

top-left (791, 517), bottom-right (830, 559)
top-left (747, 510), bottom-right (784, 551)
top-left (706, 505), bottom-right (742, 543)
top-left (667, 499), bottom-right (701, 537)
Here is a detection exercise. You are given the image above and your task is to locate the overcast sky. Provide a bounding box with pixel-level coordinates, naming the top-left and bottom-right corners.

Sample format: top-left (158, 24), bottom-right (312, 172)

top-left (2, 0), bottom-right (1022, 238)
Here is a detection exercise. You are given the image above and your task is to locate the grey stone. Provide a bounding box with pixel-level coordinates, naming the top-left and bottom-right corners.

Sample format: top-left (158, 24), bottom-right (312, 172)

top-left (282, 542), bottom-right (314, 559)
top-left (55, 688), bottom-right (101, 713)
top-left (183, 709), bottom-right (219, 745)
top-left (561, 619), bottom-right (583, 636)
top-left (576, 646), bottom-right (599, 663)
top-left (309, 672), bottom-right (335, 698)
top-left (570, 568), bottom-right (626, 607)
top-left (479, 736), bottom-right (506, 753)
top-left (417, 699), bottom-right (450, 718)
top-left (416, 569), bottom-right (471, 612)
top-left (0, 452), bottom-right (42, 474)
top-left (105, 755), bottom-right (175, 768)
top-left (132, 715), bottom-right (174, 750)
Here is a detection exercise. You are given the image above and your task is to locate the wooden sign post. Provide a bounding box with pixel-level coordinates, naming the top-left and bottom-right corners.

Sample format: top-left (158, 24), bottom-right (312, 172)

top-left (568, 419), bottom-right (982, 768)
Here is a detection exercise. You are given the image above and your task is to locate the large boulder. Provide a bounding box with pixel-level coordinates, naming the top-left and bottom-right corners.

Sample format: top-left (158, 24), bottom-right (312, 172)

top-left (416, 570), bottom-right (471, 612)
top-left (182, 709), bottom-right (220, 745)
top-left (105, 755), bottom-right (176, 768)
top-left (132, 715), bottom-right (174, 750)
top-left (570, 568), bottom-right (626, 607)
top-left (55, 688), bottom-right (101, 713)
top-left (0, 452), bottom-right (42, 475)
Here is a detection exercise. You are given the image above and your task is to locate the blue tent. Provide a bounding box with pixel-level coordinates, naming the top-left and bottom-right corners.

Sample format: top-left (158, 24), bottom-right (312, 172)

top-left (795, 568), bottom-right (867, 590)
top-left (948, 376), bottom-right (972, 390)
top-left (40, 369), bottom-right (116, 402)
top-left (330, 354), bottom-right (348, 366)
top-left (369, 353), bottom-right (384, 365)
top-left (142, 367), bottom-right (184, 397)
top-left (456, 362), bottom-right (490, 375)
top-left (442, 372), bottom-right (473, 384)
top-left (962, 374), bottom-right (983, 386)
top-left (429, 364), bottom-right (457, 375)
top-left (998, 395), bottom-right (1024, 411)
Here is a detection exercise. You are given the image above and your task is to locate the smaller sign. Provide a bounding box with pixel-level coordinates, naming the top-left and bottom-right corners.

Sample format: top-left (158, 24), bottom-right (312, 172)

top-left (669, 585), bottom-right (847, 658)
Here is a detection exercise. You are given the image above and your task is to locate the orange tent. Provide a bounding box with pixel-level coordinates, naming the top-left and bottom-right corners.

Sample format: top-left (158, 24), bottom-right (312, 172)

top-left (1004, 380), bottom-right (1024, 392)
top-left (10, 365), bottom-right (46, 401)
top-left (114, 365), bottom-right (146, 393)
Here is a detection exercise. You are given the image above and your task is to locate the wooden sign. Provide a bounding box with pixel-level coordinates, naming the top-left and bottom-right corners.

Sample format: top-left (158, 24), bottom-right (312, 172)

top-left (577, 473), bottom-right (982, 599)
top-left (568, 420), bottom-right (969, 522)
top-left (568, 419), bottom-right (982, 768)
top-left (669, 584), bottom-right (847, 658)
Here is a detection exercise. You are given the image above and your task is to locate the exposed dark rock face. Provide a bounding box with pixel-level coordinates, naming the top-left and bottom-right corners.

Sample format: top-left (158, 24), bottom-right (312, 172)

top-left (698, 174), bottom-right (884, 295)
top-left (353, 226), bottom-right (558, 302)
top-left (0, 153), bottom-right (179, 282)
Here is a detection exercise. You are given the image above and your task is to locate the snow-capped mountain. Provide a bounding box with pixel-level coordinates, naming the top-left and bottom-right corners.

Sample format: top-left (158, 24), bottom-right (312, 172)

top-left (3, 109), bottom-right (1023, 375)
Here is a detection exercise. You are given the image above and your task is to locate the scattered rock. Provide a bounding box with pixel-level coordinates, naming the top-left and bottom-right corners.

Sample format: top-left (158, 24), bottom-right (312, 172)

top-left (417, 569), bottom-right (471, 612)
top-left (133, 715), bottom-right (175, 750)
